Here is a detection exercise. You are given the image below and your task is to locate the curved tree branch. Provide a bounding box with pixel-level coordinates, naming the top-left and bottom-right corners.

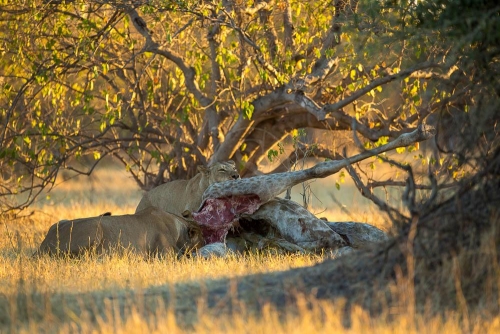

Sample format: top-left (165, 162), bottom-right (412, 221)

top-left (266, 143), bottom-right (344, 175)
top-left (323, 61), bottom-right (438, 115)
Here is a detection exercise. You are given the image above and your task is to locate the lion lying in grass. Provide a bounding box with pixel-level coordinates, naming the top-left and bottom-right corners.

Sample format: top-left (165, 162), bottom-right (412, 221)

top-left (34, 207), bottom-right (204, 257)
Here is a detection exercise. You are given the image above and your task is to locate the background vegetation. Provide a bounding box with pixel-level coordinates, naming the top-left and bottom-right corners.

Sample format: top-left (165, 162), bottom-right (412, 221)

top-left (0, 0), bottom-right (499, 332)
top-left (3, 0), bottom-right (497, 211)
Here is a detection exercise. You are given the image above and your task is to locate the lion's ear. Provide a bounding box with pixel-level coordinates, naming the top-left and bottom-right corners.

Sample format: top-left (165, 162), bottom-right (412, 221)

top-left (182, 210), bottom-right (192, 219)
top-left (188, 226), bottom-right (202, 244)
top-left (226, 160), bottom-right (236, 166)
top-left (197, 165), bottom-right (210, 175)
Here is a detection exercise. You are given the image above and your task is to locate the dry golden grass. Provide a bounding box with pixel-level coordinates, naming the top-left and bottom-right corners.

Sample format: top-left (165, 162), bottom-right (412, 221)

top-left (0, 213), bottom-right (325, 296)
top-left (8, 291), bottom-right (499, 334)
top-left (51, 301), bottom-right (499, 334)
top-left (1, 167), bottom-right (498, 333)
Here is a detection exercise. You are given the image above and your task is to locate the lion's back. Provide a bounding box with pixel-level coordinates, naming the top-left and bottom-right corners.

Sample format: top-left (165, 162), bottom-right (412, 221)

top-left (135, 161), bottom-right (239, 215)
top-left (36, 217), bottom-right (104, 256)
top-left (136, 179), bottom-right (193, 215)
top-left (36, 208), bottom-right (182, 256)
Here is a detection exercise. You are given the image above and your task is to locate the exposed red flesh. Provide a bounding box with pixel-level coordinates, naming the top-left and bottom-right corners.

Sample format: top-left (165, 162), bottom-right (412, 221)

top-left (192, 194), bottom-right (261, 244)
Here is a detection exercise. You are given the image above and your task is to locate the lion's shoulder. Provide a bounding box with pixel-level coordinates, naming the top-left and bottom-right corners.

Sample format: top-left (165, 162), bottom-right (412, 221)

top-left (135, 160), bottom-right (239, 215)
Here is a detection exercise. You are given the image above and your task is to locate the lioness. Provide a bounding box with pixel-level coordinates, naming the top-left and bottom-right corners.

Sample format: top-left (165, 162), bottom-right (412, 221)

top-left (35, 207), bottom-right (204, 257)
top-left (135, 161), bottom-right (240, 215)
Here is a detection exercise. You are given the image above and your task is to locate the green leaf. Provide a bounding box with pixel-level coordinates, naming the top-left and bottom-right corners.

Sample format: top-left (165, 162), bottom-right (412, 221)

top-left (339, 171), bottom-right (345, 183)
top-left (267, 149), bottom-right (278, 162)
top-left (375, 136), bottom-right (389, 147)
top-left (408, 143), bottom-right (419, 152)
top-left (350, 69), bottom-right (357, 80)
top-left (242, 101), bottom-right (254, 120)
top-left (396, 147), bottom-right (406, 154)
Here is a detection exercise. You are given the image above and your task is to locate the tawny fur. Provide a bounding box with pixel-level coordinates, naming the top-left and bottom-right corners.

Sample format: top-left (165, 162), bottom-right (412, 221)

top-left (35, 207), bottom-right (204, 257)
top-left (135, 161), bottom-right (239, 215)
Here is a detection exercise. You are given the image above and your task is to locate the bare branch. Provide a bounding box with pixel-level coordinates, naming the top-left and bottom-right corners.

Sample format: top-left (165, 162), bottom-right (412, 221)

top-left (323, 61), bottom-right (438, 114)
top-left (345, 161), bottom-right (408, 223)
top-left (310, 124), bottom-right (436, 178)
top-left (367, 179), bottom-right (457, 190)
top-left (125, 7), bottom-right (154, 46)
top-left (147, 48), bottom-right (211, 107)
top-left (124, 6), bottom-right (219, 152)
top-left (217, 7), bottom-right (282, 83)
top-left (206, 6), bottom-right (224, 150)
top-left (237, 112), bottom-right (350, 174)
top-left (289, 91), bottom-right (326, 120)
top-left (256, 0), bottom-right (278, 60)
top-left (265, 144), bottom-right (344, 175)
top-left (283, 0), bottom-right (294, 51)
top-left (146, 43), bottom-right (219, 152)
top-left (241, 1), bottom-right (272, 16)
top-left (209, 117), bottom-right (254, 163)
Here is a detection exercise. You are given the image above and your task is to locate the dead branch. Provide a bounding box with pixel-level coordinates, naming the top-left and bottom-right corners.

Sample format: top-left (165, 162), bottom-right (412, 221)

top-left (323, 62), bottom-right (438, 114)
top-left (266, 144), bottom-right (344, 175)
top-left (367, 179), bottom-right (457, 190)
top-left (344, 160), bottom-right (408, 224)
top-left (282, 0), bottom-right (294, 51)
